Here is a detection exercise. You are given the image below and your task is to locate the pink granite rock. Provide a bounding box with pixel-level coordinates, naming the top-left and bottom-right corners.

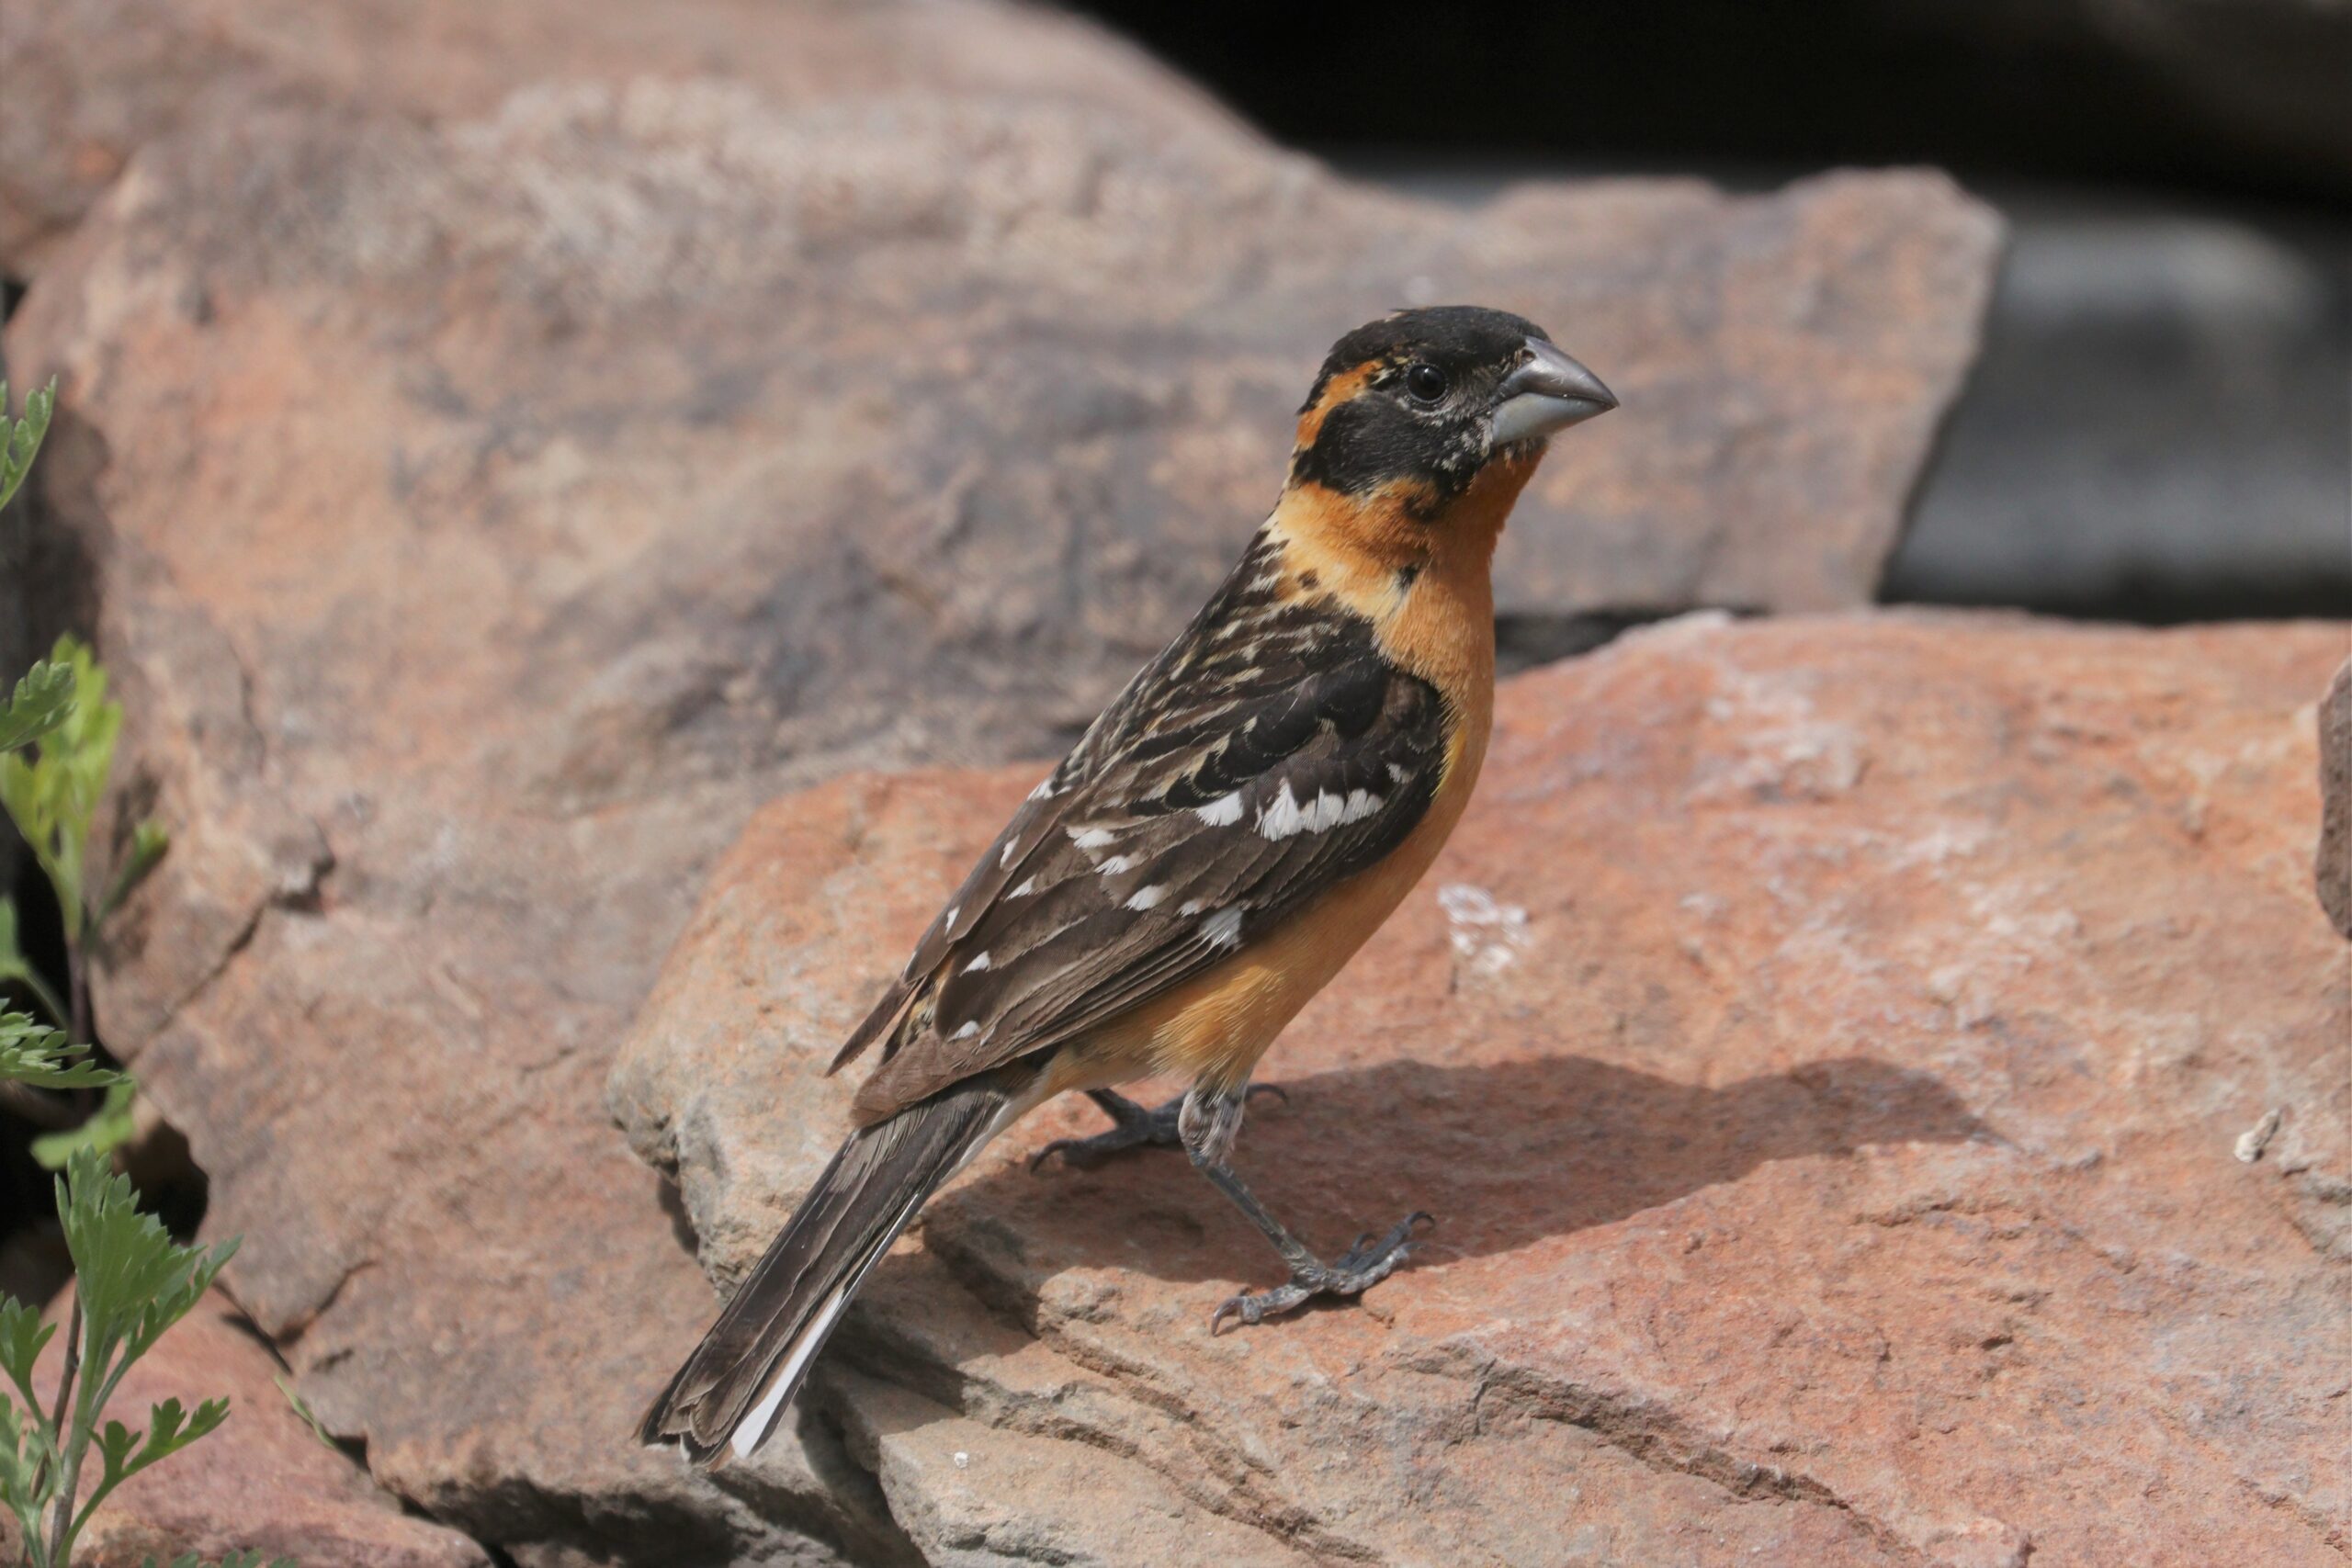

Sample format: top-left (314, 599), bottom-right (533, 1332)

top-left (617, 613), bottom-right (2349, 1565)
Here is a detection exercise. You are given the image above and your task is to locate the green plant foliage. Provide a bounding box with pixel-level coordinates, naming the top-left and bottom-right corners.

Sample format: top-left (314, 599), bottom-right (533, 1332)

top-left (53, 1145), bottom-right (238, 1391)
top-left (0, 547), bottom-right (232, 1563)
top-left (0, 636), bottom-right (162, 947)
top-left (0, 378), bottom-right (55, 515)
top-left (0, 1148), bottom-right (240, 1568)
top-left (0, 1013), bottom-right (121, 1091)
top-left (1, 637), bottom-right (169, 1161)
top-left (0, 662), bottom-right (75, 756)
top-left (30, 1081), bottom-right (137, 1171)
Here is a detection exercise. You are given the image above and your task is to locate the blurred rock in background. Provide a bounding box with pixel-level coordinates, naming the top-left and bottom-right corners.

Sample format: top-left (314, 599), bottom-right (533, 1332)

top-left (1888, 196), bottom-right (2349, 619)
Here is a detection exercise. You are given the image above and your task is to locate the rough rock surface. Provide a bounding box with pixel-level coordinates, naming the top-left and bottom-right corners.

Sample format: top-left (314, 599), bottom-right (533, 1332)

top-left (0, 0), bottom-right (1227, 275)
top-left (0, 1), bottom-right (2004, 644)
top-left (1, 2), bottom-right (1998, 1554)
top-left (2321, 656), bottom-right (2352, 939)
top-left (19, 1289), bottom-right (491, 1568)
top-left (616, 613), bottom-right (2350, 1566)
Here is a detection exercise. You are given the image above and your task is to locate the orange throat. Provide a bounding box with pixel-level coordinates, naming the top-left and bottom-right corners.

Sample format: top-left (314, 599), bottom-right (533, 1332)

top-left (1262, 451), bottom-right (1539, 703)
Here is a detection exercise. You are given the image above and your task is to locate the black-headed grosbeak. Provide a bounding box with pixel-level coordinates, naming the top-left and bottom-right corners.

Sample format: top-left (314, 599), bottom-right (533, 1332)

top-left (644, 306), bottom-right (1616, 1465)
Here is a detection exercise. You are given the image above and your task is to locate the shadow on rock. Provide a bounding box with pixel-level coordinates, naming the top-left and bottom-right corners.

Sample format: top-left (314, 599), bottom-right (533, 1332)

top-left (926, 1052), bottom-right (1988, 1288)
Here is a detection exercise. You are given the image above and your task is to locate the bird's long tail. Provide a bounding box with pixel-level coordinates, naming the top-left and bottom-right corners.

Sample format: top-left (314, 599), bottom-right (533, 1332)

top-left (639, 1070), bottom-right (1027, 1466)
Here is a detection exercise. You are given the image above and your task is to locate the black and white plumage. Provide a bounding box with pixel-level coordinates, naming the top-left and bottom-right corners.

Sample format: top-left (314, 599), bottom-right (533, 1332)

top-left (835, 530), bottom-right (1452, 1118)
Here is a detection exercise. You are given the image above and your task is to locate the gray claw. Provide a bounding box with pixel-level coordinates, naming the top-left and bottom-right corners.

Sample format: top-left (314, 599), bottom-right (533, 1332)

top-left (1028, 1092), bottom-right (1182, 1171)
top-left (1207, 1212), bottom-right (1435, 1335)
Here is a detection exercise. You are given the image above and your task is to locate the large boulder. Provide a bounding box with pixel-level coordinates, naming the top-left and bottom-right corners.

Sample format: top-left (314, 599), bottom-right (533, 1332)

top-left (616, 613), bottom-right (2349, 1566)
top-left (3, 3), bottom-right (1996, 1559)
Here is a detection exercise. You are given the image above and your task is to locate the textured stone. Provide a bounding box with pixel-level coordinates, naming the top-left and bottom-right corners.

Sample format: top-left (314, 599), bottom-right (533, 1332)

top-left (4, 2), bottom-right (1994, 1556)
top-left (24, 1289), bottom-right (491, 1568)
top-left (616, 613), bottom-right (2350, 1566)
top-left (0, 0), bottom-right (1224, 274)
top-left (2320, 657), bottom-right (2352, 939)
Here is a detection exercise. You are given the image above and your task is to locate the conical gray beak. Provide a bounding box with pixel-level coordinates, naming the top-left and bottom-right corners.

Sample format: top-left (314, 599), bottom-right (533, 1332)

top-left (1491, 339), bottom-right (1617, 446)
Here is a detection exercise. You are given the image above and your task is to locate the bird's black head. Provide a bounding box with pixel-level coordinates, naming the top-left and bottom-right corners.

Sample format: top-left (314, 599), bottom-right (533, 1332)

top-left (1288, 305), bottom-right (1615, 513)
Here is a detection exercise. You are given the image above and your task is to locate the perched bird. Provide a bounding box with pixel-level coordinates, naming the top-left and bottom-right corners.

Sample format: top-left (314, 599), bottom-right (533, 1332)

top-left (641, 305), bottom-right (1615, 1466)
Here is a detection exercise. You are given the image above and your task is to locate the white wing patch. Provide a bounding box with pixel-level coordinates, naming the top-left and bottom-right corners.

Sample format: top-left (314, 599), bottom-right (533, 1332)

top-left (1194, 790), bottom-right (1246, 827)
top-left (1258, 781), bottom-right (1385, 840)
top-left (1201, 907), bottom-right (1245, 949)
top-left (1258, 782), bottom-right (1308, 839)
top-left (1125, 884), bottom-right (1169, 911)
top-left (962, 951), bottom-right (992, 974)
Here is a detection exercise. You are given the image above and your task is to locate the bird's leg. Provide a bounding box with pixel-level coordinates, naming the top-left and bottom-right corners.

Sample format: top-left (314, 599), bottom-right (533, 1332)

top-left (1030, 1083), bottom-right (1286, 1171)
top-left (1174, 1086), bottom-right (1431, 1334)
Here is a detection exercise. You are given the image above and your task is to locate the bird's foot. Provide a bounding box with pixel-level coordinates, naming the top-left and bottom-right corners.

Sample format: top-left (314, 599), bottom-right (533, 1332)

top-left (1029, 1083), bottom-right (1287, 1171)
top-left (1029, 1089), bottom-right (1179, 1169)
top-left (1208, 1211), bottom-right (1433, 1333)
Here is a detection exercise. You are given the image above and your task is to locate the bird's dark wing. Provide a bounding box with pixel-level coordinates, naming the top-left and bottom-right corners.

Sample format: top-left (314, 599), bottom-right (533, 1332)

top-left (831, 531), bottom-right (1452, 1118)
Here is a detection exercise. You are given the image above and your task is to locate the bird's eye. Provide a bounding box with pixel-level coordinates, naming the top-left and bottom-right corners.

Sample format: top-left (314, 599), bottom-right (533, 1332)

top-left (1404, 362), bottom-right (1449, 403)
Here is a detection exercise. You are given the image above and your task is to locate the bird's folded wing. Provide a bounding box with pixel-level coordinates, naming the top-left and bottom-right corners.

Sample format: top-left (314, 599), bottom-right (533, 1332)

top-left (831, 580), bottom-right (1451, 1118)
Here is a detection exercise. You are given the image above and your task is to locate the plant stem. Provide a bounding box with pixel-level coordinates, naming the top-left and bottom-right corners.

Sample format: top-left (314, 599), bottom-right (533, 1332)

top-left (40, 1296), bottom-right (82, 1565)
top-left (15, 964), bottom-right (70, 1030)
top-left (65, 940), bottom-right (88, 1050)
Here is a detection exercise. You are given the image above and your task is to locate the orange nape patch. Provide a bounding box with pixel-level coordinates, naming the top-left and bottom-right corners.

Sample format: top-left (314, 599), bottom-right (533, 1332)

top-left (1275, 478), bottom-right (1440, 581)
top-left (1293, 362), bottom-right (1377, 449)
